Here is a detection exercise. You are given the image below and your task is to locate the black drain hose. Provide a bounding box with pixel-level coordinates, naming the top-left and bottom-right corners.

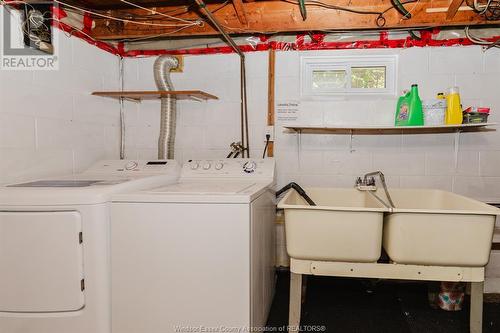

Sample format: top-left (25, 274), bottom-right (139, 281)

top-left (276, 182), bottom-right (316, 206)
top-left (391, 0), bottom-right (412, 18)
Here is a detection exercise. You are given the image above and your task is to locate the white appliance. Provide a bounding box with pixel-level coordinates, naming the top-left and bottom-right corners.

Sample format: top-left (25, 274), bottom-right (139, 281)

top-left (0, 160), bottom-right (180, 333)
top-left (111, 158), bottom-right (276, 333)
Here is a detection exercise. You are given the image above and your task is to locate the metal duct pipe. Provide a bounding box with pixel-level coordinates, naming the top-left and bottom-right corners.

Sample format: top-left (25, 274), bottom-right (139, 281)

top-left (153, 55), bottom-right (179, 160)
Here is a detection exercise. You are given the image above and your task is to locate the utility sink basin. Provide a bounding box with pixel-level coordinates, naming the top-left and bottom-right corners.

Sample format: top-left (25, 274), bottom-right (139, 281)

top-left (383, 189), bottom-right (500, 267)
top-left (277, 188), bottom-right (389, 263)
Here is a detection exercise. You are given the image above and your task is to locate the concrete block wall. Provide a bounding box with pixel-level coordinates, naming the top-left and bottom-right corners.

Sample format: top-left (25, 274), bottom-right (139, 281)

top-left (0, 30), bottom-right (120, 184)
top-left (124, 47), bottom-right (500, 291)
top-left (122, 52), bottom-right (269, 161)
top-left (125, 46), bottom-right (500, 203)
top-left (274, 47), bottom-right (500, 203)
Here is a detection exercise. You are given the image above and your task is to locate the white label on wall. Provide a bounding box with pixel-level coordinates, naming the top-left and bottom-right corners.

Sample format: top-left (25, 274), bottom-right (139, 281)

top-left (276, 101), bottom-right (300, 122)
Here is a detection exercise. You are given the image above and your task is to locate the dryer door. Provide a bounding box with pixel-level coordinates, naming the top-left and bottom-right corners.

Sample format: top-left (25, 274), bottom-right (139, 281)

top-left (0, 211), bottom-right (85, 312)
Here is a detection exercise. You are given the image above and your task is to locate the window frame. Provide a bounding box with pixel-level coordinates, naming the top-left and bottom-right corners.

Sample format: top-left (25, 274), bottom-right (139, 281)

top-left (301, 55), bottom-right (398, 97)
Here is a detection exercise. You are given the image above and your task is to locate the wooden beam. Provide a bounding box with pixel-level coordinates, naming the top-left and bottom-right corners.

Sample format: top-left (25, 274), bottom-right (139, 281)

top-left (267, 48), bottom-right (275, 158)
top-left (232, 0), bottom-right (248, 26)
top-left (446, 0), bottom-right (465, 20)
top-left (88, 0), bottom-right (499, 40)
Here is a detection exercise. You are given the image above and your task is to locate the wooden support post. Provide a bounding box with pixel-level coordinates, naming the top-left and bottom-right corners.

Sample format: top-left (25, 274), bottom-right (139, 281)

top-left (470, 281), bottom-right (484, 333)
top-left (232, 0), bottom-right (248, 26)
top-left (267, 48), bottom-right (275, 158)
top-left (289, 272), bottom-right (302, 332)
top-left (447, 0), bottom-right (465, 20)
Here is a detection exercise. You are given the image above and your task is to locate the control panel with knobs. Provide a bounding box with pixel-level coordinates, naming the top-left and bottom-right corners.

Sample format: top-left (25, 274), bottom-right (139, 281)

top-left (84, 160), bottom-right (178, 176)
top-left (181, 159), bottom-right (274, 180)
top-left (243, 161), bottom-right (257, 173)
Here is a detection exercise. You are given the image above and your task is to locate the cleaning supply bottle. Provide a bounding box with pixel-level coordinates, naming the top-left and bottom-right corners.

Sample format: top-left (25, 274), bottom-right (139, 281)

top-left (445, 86), bottom-right (463, 125)
top-left (395, 84), bottom-right (424, 126)
top-left (437, 92), bottom-right (445, 100)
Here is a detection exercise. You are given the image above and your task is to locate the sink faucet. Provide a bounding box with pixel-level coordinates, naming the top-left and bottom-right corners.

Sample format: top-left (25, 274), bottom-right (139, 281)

top-left (355, 171), bottom-right (395, 208)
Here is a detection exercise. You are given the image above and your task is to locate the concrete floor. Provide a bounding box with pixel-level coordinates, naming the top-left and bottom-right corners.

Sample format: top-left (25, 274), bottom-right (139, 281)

top-left (266, 271), bottom-right (500, 333)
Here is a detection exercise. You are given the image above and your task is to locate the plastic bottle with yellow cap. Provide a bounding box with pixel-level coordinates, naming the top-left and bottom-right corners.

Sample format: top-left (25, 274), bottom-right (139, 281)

top-left (445, 87), bottom-right (463, 125)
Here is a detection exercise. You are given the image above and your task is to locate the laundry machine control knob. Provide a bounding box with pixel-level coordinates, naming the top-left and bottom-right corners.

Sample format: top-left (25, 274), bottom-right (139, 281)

top-left (191, 162), bottom-right (200, 170)
top-left (243, 161), bottom-right (257, 173)
top-left (215, 163), bottom-right (224, 170)
top-left (125, 161), bottom-right (138, 170)
top-left (203, 163), bottom-right (212, 170)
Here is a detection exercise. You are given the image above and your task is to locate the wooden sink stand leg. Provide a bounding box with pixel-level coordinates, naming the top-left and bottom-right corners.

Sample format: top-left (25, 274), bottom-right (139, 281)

top-left (289, 272), bottom-right (302, 332)
top-left (288, 259), bottom-right (484, 333)
top-left (470, 281), bottom-right (484, 333)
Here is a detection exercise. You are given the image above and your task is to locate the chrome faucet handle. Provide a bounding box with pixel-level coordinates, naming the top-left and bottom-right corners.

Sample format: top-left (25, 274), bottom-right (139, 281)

top-left (367, 177), bottom-right (376, 186)
top-left (355, 177), bottom-right (363, 186)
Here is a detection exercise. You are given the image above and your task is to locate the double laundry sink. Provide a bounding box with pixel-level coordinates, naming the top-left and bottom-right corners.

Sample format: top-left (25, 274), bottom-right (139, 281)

top-left (278, 188), bottom-right (500, 267)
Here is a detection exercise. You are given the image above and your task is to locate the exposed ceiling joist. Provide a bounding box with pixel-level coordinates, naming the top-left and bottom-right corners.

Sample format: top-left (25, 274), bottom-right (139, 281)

top-left (77, 0), bottom-right (500, 40)
top-left (232, 0), bottom-right (249, 25)
top-left (446, 0), bottom-right (465, 20)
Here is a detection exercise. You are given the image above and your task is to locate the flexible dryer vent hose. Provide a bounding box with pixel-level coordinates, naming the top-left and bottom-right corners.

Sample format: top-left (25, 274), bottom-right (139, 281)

top-left (153, 55), bottom-right (179, 160)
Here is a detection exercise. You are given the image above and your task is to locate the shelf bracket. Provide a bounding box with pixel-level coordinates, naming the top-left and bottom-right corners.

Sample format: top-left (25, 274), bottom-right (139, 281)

top-left (349, 130), bottom-right (354, 153)
top-left (297, 129), bottom-right (302, 165)
top-left (189, 95), bottom-right (204, 102)
top-left (454, 129), bottom-right (462, 172)
top-left (126, 98), bottom-right (142, 103)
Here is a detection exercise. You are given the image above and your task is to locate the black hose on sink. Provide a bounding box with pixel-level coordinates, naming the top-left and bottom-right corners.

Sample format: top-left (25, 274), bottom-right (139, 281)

top-left (276, 182), bottom-right (316, 206)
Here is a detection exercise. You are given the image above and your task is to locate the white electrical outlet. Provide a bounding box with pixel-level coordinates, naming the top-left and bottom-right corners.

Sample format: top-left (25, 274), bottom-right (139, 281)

top-left (265, 126), bottom-right (275, 141)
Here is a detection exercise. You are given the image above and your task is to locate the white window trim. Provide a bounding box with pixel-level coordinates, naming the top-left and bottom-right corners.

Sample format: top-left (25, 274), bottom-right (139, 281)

top-left (301, 55), bottom-right (398, 97)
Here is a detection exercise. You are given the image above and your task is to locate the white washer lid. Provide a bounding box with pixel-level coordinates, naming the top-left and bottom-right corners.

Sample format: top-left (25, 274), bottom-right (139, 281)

top-left (0, 160), bottom-right (180, 206)
top-left (113, 180), bottom-right (275, 204)
top-left (150, 181), bottom-right (257, 195)
top-left (0, 174), bottom-right (179, 206)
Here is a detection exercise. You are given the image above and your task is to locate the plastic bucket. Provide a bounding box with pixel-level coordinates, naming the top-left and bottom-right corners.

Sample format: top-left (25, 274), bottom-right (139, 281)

top-left (422, 99), bottom-right (446, 126)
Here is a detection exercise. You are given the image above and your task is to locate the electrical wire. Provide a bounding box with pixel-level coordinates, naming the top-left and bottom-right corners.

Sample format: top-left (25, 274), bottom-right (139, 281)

top-left (1, 0), bottom-right (105, 43)
top-left (110, 24), bottom-right (206, 42)
top-left (262, 134), bottom-right (271, 159)
top-left (119, 0), bottom-right (202, 25)
top-left (474, 0), bottom-right (494, 14)
top-left (400, 0), bottom-right (421, 20)
top-left (279, 0), bottom-right (419, 27)
top-left (1, 0), bottom-right (227, 44)
top-left (51, 0), bottom-right (198, 28)
top-left (473, 0), bottom-right (500, 19)
top-left (110, 1), bottom-right (229, 21)
top-left (465, 26), bottom-right (500, 49)
top-left (115, 1), bottom-right (229, 42)
top-left (0, 0), bottom-right (200, 27)
top-left (6, 2), bottom-right (52, 49)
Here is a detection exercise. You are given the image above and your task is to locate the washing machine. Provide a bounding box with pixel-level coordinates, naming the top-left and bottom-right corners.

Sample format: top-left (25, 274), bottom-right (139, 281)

top-left (0, 159), bottom-right (180, 333)
top-left (111, 158), bottom-right (276, 333)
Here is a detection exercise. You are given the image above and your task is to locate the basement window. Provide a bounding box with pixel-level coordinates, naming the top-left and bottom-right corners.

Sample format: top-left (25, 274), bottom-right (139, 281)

top-left (301, 55), bottom-right (397, 97)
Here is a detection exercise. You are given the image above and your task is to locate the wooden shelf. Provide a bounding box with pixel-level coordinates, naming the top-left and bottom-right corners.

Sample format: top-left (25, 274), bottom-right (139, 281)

top-left (92, 90), bottom-right (218, 101)
top-left (284, 123), bottom-right (497, 134)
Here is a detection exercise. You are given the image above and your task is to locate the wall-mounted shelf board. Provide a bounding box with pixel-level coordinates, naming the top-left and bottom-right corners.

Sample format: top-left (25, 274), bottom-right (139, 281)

top-left (92, 90), bottom-right (218, 101)
top-left (284, 123), bottom-right (497, 134)
top-left (287, 123), bottom-right (497, 168)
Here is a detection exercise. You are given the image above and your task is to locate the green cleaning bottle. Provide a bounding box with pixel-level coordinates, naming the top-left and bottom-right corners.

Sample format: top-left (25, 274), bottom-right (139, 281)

top-left (395, 84), bottom-right (424, 126)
